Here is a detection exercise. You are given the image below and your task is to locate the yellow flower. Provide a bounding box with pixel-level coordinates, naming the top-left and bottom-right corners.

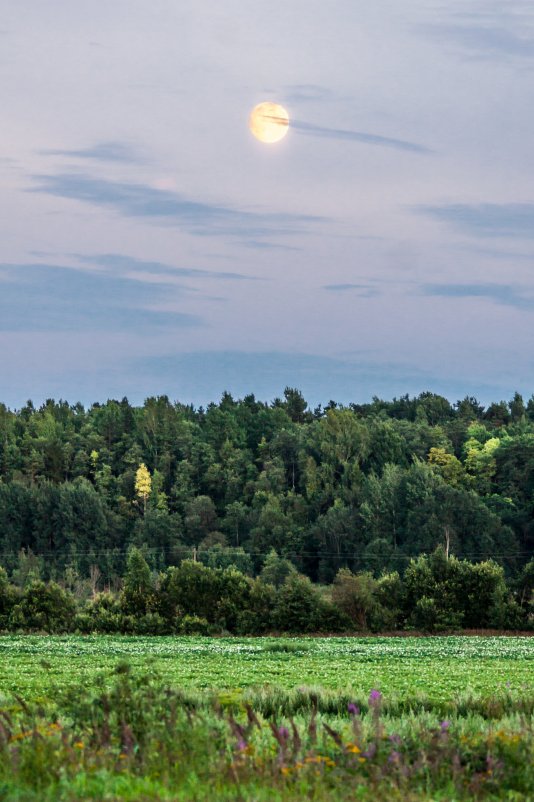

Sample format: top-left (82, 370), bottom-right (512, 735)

top-left (74, 742), bottom-right (84, 749)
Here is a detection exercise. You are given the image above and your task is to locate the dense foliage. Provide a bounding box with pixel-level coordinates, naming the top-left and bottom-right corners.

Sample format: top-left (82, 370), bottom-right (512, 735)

top-left (0, 547), bottom-right (531, 633)
top-left (0, 389), bottom-right (533, 630)
top-left (0, 665), bottom-right (532, 801)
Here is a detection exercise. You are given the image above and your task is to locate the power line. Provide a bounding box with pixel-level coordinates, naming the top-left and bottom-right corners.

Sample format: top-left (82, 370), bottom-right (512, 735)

top-left (0, 548), bottom-right (530, 559)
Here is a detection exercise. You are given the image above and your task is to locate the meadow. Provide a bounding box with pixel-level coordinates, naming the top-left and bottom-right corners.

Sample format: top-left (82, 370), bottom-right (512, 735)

top-left (0, 635), bottom-right (532, 801)
top-left (0, 635), bottom-right (531, 704)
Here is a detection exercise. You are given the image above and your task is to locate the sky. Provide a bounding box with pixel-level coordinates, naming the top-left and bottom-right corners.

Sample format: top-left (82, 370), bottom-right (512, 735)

top-left (1, 0), bottom-right (534, 409)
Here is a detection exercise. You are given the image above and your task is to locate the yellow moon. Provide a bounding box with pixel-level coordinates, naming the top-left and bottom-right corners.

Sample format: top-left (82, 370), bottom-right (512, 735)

top-left (249, 102), bottom-right (289, 144)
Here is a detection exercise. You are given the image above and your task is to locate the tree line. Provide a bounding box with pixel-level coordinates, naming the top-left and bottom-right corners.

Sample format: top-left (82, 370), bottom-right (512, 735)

top-left (0, 388), bottom-right (532, 625)
top-left (0, 546), bottom-right (531, 634)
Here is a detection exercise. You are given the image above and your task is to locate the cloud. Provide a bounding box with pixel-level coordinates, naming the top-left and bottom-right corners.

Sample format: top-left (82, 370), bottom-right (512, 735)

top-left (292, 121), bottom-right (431, 153)
top-left (75, 253), bottom-right (256, 281)
top-left (29, 173), bottom-right (322, 238)
top-left (0, 262), bottom-right (202, 332)
top-left (41, 141), bottom-right (142, 163)
top-left (421, 282), bottom-right (534, 310)
top-left (128, 350), bottom-right (513, 408)
top-left (419, 3), bottom-right (534, 60)
top-left (450, 245), bottom-right (534, 262)
top-left (323, 283), bottom-right (379, 297)
top-left (283, 84), bottom-right (334, 103)
top-left (418, 202), bottom-right (534, 238)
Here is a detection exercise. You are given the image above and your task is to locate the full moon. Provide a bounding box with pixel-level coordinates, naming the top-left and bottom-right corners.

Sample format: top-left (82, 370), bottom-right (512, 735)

top-left (249, 102), bottom-right (289, 144)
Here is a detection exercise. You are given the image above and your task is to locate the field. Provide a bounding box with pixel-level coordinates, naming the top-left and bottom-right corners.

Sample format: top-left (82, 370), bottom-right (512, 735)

top-left (0, 635), bottom-right (532, 704)
top-left (0, 635), bottom-right (532, 801)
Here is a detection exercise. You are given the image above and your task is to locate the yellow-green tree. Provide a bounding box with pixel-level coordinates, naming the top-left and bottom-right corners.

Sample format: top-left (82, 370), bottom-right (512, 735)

top-left (135, 463), bottom-right (152, 513)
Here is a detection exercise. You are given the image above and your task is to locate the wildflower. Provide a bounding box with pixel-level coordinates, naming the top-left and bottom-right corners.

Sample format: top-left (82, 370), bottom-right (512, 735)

top-left (278, 726), bottom-right (289, 741)
top-left (440, 720), bottom-right (451, 732)
top-left (73, 741), bottom-right (84, 749)
top-left (369, 689), bottom-right (382, 706)
top-left (362, 743), bottom-right (377, 759)
top-left (388, 750), bottom-right (401, 764)
top-left (348, 702), bottom-right (359, 716)
top-left (346, 743), bottom-right (361, 754)
top-left (237, 738), bottom-right (247, 751)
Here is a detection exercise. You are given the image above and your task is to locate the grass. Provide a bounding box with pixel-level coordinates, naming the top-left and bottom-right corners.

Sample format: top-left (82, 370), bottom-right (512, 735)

top-left (0, 664), bottom-right (532, 802)
top-left (0, 635), bottom-right (531, 800)
top-left (0, 635), bottom-right (532, 706)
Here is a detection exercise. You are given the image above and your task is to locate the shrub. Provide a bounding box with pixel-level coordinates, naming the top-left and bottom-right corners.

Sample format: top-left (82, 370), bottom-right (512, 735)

top-left (178, 614), bottom-right (211, 635)
top-left (0, 566), bottom-right (19, 629)
top-left (120, 547), bottom-right (156, 616)
top-left (273, 574), bottom-right (323, 633)
top-left (9, 580), bottom-right (76, 633)
top-left (236, 578), bottom-right (276, 634)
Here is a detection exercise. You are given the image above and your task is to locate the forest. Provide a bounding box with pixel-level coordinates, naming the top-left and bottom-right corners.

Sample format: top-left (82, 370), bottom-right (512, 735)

top-left (0, 388), bottom-right (533, 632)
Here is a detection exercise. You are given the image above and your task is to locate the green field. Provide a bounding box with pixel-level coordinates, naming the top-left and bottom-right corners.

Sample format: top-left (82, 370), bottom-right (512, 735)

top-left (1, 635), bottom-right (533, 801)
top-left (1, 634), bottom-right (532, 703)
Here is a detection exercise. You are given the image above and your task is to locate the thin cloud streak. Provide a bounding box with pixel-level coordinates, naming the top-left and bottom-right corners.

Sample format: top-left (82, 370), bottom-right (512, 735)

top-left (76, 253), bottom-right (256, 281)
top-left (29, 173), bottom-right (322, 238)
top-left (323, 283), bottom-right (379, 297)
top-left (0, 262), bottom-right (203, 332)
top-left (419, 2), bottom-right (534, 61)
top-left (418, 203), bottom-right (534, 238)
top-left (41, 142), bottom-right (142, 163)
top-left (422, 282), bottom-right (534, 310)
top-left (292, 121), bottom-right (431, 154)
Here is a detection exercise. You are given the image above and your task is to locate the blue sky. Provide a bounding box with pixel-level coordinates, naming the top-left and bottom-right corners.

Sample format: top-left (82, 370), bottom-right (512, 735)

top-left (1, 0), bottom-right (533, 408)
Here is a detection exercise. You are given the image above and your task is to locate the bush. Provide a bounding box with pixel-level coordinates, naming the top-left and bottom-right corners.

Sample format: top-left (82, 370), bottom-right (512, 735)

top-left (0, 566), bottom-right (19, 629)
top-left (120, 547), bottom-right (156, 616)
top-left (178, 614), bottom-right (211, 635)
top-left (87, 591), bottom-right (124, 633)
top-left (9, 580), bottom-right (76, 633)
top-left (273, 574), bottom-right (323, 633)
top-left (332, 569), bottom-right (381, 630)
top-left (236, 578), bottom-right (276, 634)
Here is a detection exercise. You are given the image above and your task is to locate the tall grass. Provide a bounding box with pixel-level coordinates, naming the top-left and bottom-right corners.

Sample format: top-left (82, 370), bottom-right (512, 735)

top-left (0, 665), bottom-right (532, 801)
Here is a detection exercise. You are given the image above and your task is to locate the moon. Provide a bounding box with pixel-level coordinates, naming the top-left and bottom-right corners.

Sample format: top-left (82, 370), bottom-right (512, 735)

top-left (249, 102), bottom-right (289, 144)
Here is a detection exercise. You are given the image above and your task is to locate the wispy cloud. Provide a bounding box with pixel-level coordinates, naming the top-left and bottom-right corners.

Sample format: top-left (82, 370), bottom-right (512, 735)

top-left (418, 202), bottom-right (534, 238)
top-left (293, 121), bottom-right (431, 154)
top-left (75, 253), bottom-right (256, 281)
top-left (422, 282), bottom-right (534, 310)
top-left (283, 84), bottom-right (334, 103)
top-left (130, 350), bottom-right (511, 407)
top-left (41, 141), bottom-right (142, 163)
top-left (0, 262), bottom-right (202, 332)
top-left (419, 3), bottom-right (534, 61)
top-left (323, 283), bottom-right (379, 297)
top-left (29, 173), bottom-right (322, 238)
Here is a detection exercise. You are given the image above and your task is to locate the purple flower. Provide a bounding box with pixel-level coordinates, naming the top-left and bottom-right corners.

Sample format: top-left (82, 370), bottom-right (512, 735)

top-left (388, 750), bottom-right (401, 763)
top-left (237, 738), bottom-right (247, 751)
top-left (362, 743), bottom-right (377, 759)
top-left (278, 726), bottom-right (289, 740)
top-left (369, 689), bottom-right (382, 706)
top-left (440, 720), bottom-right (451, 732)
top-left (389, 733), bottom-right (402, 745)
top-left (348, 703), bottom-right (360, 716)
